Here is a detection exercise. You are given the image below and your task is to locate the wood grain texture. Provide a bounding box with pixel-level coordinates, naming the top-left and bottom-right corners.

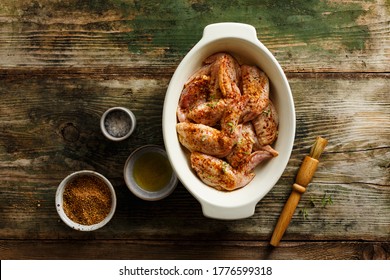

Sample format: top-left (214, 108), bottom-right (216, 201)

top-left (0, 0), bottom-right (388, 72)
top-left (0, 0), bottom-right (389, 260)
top-left (0, 75), bottom-right (388, 242)
top-left (0, 240), bottom-right (388, 260)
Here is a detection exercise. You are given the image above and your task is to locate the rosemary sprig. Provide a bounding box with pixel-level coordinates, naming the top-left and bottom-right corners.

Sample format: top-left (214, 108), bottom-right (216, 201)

top-left (299, 192), bottom-right (334, 220)
top-left (226, 122), bottom-right (235, 133)
top-left (206, 101), bottom-right (218, 108)
top-left (321, 193), bottom-right (333, 207)
top-left (262, 108), bottom-right (271, 117)
top-left (221, 162), bottom-right (229, 174)
top-left (299, 208), bottom-right (309, 220)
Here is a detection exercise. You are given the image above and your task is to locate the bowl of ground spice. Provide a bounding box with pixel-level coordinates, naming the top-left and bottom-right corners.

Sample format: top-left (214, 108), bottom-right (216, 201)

top-left (56, 170), bottom-right (117, 231)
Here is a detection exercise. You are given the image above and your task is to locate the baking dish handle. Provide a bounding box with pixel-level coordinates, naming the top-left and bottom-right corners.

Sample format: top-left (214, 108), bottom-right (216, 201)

top-left (200, 200), bottom-right (257, 220)
top-left (202, 22), bottom-right (258, 42)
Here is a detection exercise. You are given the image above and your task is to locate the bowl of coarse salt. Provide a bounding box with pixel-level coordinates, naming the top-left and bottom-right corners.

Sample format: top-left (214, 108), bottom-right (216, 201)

top-left (100, 107), bottom-right (136, 141)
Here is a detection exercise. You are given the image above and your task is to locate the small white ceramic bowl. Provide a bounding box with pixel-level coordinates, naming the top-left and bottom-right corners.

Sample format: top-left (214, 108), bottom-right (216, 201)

top-left (56, 170), bottom-right (117, 231)
top-left (100, 107), bottom-right (136, 141)
top-left (163, 22), bottom-right (296, 219)
top-left (124, 145), bottom-right (178, 201)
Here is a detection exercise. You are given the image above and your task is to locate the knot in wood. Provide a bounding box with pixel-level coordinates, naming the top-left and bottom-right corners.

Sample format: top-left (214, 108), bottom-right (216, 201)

top-left (362, 244), bottom-right (387, 260)
top-left (61, 123), bottom-right (80, 142)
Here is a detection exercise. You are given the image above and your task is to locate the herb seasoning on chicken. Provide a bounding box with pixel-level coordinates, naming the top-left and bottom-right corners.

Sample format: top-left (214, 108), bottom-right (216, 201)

top-left (176, 52), bottom-right (279, 191)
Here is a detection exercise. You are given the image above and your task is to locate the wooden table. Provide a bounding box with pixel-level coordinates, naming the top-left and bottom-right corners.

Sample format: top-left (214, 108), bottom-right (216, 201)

top-left (0, 0), bottom-right (389, 260)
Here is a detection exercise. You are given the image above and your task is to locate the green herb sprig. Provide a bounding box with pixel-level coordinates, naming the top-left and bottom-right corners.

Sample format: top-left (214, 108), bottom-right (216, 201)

top-left (298, 192), bottom-right (334, 220)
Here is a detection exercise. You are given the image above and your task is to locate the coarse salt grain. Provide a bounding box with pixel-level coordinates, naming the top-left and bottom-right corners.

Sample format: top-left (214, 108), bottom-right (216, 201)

top-left (104, 110), bottom-right (131, 138)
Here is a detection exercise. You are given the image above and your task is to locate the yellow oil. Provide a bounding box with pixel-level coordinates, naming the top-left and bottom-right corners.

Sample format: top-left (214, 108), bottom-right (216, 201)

top-left (133, 152), bottom-right (173, 192)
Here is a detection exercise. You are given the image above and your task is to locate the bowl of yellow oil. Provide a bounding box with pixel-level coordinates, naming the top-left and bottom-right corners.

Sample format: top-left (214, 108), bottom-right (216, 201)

top-left (124, 145), bottom-right (178, 201)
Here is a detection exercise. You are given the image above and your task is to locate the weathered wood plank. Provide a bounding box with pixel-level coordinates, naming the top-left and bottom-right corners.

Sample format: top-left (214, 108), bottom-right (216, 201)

top-left (0, 0), bottom-right (388, 262)
top-left (0, 74), bottom-right (388, 241)
top-left (0, 180), bottom-right (388, 241)
top-left (0, 240), bottom-right (388, 260)
top-left (0, 0), bottom-right (388, 72)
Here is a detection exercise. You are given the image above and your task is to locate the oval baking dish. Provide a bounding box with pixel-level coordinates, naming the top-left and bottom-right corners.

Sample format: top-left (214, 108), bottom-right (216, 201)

top-left (163, 22), bottom-right (295, 219)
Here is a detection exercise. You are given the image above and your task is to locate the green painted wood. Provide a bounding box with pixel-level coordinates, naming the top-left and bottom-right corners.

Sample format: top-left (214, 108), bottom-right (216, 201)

top-left (0, 0), bottom-right (388, 72)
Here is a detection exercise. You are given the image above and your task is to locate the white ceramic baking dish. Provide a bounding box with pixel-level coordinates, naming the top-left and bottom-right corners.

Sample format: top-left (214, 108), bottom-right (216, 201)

top-left (163, 22), bottom-right (295, 219)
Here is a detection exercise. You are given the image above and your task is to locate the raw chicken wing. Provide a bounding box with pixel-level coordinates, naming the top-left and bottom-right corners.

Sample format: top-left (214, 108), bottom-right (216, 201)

top-left (177, 74), bottom-right (209, 122)
top-left (191, 149), bottom-right (276, 191)
top-left (226, 122), bottom-right (256, 168)
top-left (252, 100), bottom-right (279, 146)
top-left (191, 152), bottom-right (254, 191)
top-left (187, 99), bottom-right (227, 126)
top-left (240, 65), bottom-right (270, 123)
top-left (176, 122), bottom-right (239, 158)
top-left (218, 53), bottom-right (242, 99)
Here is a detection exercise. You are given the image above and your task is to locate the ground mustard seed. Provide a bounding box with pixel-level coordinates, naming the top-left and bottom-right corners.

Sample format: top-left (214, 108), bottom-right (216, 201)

top-left (62, 175), bottom-right (112, 225)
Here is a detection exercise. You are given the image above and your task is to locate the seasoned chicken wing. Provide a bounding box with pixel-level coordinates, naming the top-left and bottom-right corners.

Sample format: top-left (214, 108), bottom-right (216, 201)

top-left (226, 122), bottom-right (256, 168)
top-left (240, 65), bottom-right (270, 123)
top-left (220, 95), bottom-right (248, 137)
top-left (252, 100), bottom-right (279, 146)
top-left (176, 122), bottom-right (239, 158)
top-left (191, 149), bottom-right (276, 191)
top-left (203, 53), bottom-right (225, 100)
top-left (177, 74), bottom-right (210, 122)
top-left (218, 53), bottom-right (242, 100)
top-left (238, 150), bottom-right (276, 174)
top-left (184, 64), bottom-right (211, 87)
top-left (191, 152), bottom-right (254, 191)
top-left (187, 99), bottom-right (227, 126)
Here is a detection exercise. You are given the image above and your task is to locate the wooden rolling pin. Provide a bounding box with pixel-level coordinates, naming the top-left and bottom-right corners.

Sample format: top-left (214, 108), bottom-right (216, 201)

top-left (270, 136), bottom-right (328, 247)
